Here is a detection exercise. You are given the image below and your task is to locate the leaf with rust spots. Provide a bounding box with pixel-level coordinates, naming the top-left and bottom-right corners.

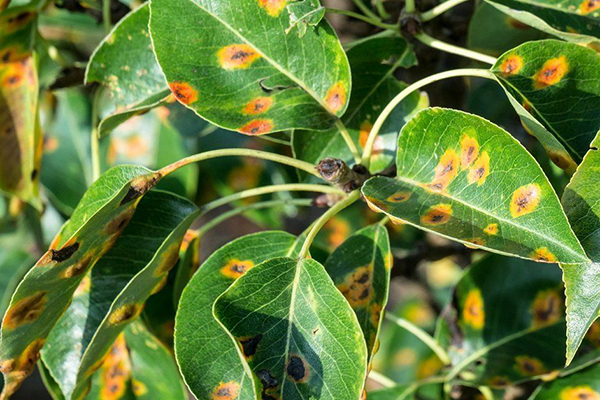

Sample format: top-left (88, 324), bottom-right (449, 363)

top-left (491, 40), bottom-right (600, 169)
top-left (40, 191), bottom-right (198, 399)
top-left (362, 108), bottom-right (587, 264)
top-left (324, 224), bottom-right (391, 365)
top-left (150, 0), bottom-right (350, 135)
top-left (176, 232), bottom-right (304, 400)
top-left (293, 32), bottom-right (424, 177)
top-left (529, 362), bottom-right (600, 398)
top-left (214, 257), bottom-right (367, 399)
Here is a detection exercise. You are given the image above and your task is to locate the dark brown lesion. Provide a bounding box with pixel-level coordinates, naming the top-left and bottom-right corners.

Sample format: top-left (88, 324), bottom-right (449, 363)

top-left (50, 242), bottom-right (80, 262)
top-left (3, 291), bottom-right (48, 330)
top-left (286, 354), bottom-right (308, 382)
top-left (239, 334), bottom-right (263, 358)
top-left (61, 255), bottom-right (92, 279)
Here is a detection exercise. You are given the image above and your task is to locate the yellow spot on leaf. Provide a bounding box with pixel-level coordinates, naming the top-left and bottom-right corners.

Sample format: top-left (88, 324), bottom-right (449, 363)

top-left (169, 82), bottom-right (198, 105)
top-left (386, 192), bottom-right (411, 203)
top-left (217, 44), bottom-right (261, 70)
top-left (484, 223), bottom-right (498, 235)
top-left (243, 96), bottom-right (273, 115)
top-left (467, 151), bottom-right (490, 186)
top-left (532, 289), bottom-right (562, 327)
top-left (239, 119), bottom-right (273, 135)
top-left (337, 264), bottom-right (373, 308)
top-left (221, 259), bottom-right (255, 279)
top-left (463, 289), bottom-right (484, 329)
top-left (3, 291), bottom-right (47, 330)
top-left (580, 0), bottom-right (600, 14)
top-left (560, 386), bottom-right (600, 400)
top-left (499, 55), bottom-right (524, 75)
top-left (465, 238), bottom-right (485, 249)
top-left (324, 217), bottom-right (350, 249)
top-left (132, 380), bottom-right (148, 396)
top-left (533, 56), bottom-right (569, 89)
top-left (258, 0), bottom-right (287, 16)
top-left (421, 204), bottom-right (453, 225)
top-left (101, 335), bottom-right (131, 400)
top-left (0, 338), bottom-right (45, 396)
top-left (515, 355), bottom-right (546, 376)
top-left (510, 184), bottom-right (541, 218)
top-left (487, 376), bottom-right (510, 388)
top-left (531, 247), bottom-right (557, 263)
top-left (417, 354), bottom-right (443, 379)
top-left (325, 82), bottom-right (346, 114)
top-left (429, 149), bottom-right (459, 191)
top-left (460, 134), bottom-right (479, 169)
top-left (359, 121), bottom-right (384, 156)
top-left (108, 304), bottom-right (143, 325)
top-left (212, 381), bottom-right (240, 399)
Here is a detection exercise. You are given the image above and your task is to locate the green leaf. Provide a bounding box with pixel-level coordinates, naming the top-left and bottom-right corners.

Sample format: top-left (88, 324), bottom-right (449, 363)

top-left (149, 0), bottom-right (350, 135)
top-left (41, 190), bottom-right (199, 399)
top-left (0, 7), bottom-right (42, 210)
top-left (491, 40), bottom-right (600, 168)
top-left (86, 3), bottom-right (167, 111)
top-left (175, 231), bottom-right (302, 400)
top-left (561, 133), bottom-right (600, 363)
top-left (486, 0), bottom-right (600, 46)
top-left (0, 165), bottom-right (160, 398)
top-left (362, 107), bottom-right (587, 264)
top-left (293, 32), bottom-right (422, 175)
top-left (324, 224), bottom-right (391, 364)
top-left (531, 362), bottom-right (600, 399)
top-left (440, 254), bottom-right (568, 387)
top-left (41, 89), bottom-right (93, 215)
top-left (214, 257), bottom-right (368, 399)
top-left (286, 0), bottom-right (325, 37)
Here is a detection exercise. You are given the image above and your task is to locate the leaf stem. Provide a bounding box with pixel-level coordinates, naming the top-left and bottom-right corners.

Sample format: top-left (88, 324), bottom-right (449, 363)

top-left (351, 0), bottom-right (382, 20)
top-left (299, 191), bottom-right (360, 258)
top-left (160, 148), bottom-right (321, 179)
top-left (361, 68), bottom-right (496, 167)
top-left (196, 199), bottom-right (313, 237)
top-left (336, 120), bottom-right (362, 164)
top-left (325, 8), bottom-right (398, 30)
top-left (368, 370), bottom-right (396, 388)
top-left (102, 0), bottom-right (111, 32)
top-left (405, 0), bottom-right (417, 13)
top-left (90, 88), bottom-right (103, 181)
top-left (385, 314), bottom-right (451, 365)
top-left (375, 0), bottom-right (391, 19)
top-left (415, 32), bottom-right (497, 65)
top-left (421, 0), bottom-right (469, 21)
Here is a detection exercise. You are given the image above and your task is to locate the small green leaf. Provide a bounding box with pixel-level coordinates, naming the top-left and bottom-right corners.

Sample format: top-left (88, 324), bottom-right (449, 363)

top-left (286, 0), bottom-right (325, 37)
top-left (293, 33), bottom-right (422, 175)
top-left (531, 362), bottom-right (600, 399)
top-left (561, 133), bottom-right (600, 363)
top-left (175, 231), bottom-right (302, 400)
top-left (486, 0), bottom-right (600, 46)
top-left (491, 40), bottom-right (600, 168)
top-left (150, 0), bottom-right (350, 135)
top-left (362, 108), bottom-right (587, 264)
top-left (214, 257), bottom-right (368, 399)
top-left (324, 224), bottom-right (391, 364)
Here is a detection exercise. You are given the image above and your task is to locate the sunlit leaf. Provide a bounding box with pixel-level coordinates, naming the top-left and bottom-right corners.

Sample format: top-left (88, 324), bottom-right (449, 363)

top-left (491, 40), bottom-right (600, 169)
top-left (150, 0), bottom-right (350, 135)
top-left (214, 257), bottom-right (368, 399)
top-left (324, 224), bottom-right (391, 364)
top-left (40, 190), bottom-right (199, 399)
top-left (362, 108), bottom-right (587, 264)
top-left (176, 231), bottom-right (302, 400)
top-left (293, 32), bottom-right (422, 175)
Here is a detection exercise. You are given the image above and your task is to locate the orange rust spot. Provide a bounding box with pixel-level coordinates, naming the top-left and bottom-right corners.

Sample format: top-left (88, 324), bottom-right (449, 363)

top-left (429, 149), bottom-right (459, 191)
top-left (533, 56), bottom-right (569, 89)
top-left (359, 121), bottom-right (384, 156)
top-left (0, 338), bottom-right (45, 393)
top-left (212, 381), bottom-right (240, 399)
top-left (530, 247), bottom-right (557, 263)
top-left (168, 82), bottom-right (198, 105)
top-left (239, 119), bottom-right (273, 135)
top-left (181, 229), bottom-right (200, 252)
top-left (154, 242), bottom-right (181, 277)
top-left (3, 291), bottom-right (47, 330)
top-left (515, 355), bottom-right (546, 376)
top-left (104, 207), bottom-right (136, 236)
top-left (365, 196), bottom-right (387, 214)
top-left (484, 223), bottom-right (498, 235)
top-left (243, 96), bottom-right (273, 115)
top-left (108, 304), bottom-right (143, 325)
top-left (499, 55), bottom-right (523, 76)
top-left (325, 82), bottom-right (346, 114)
top-left (324, 217), bottom-right (350, 248)
top-left (416, 354), bottom-right (443, 379)
top-left (580, 0), bottom-right (600, 14)
top-left (421, 204), bottom-right (453, 225)
top-left (1, 63), bottom-right (26, 88)
top-left (221, 259), bottom-right (255, 279)
top-left (337, 264), bottom-right (373, 308)
top-left (465, 237), bottom-right (485, 249)
top-left (460, 134), bottom-right (479, 169)
top-left (217, 44), bottom-right (260, 70)
top-left (487, 376), bottom-right (511, 388)
top-left (510, 184), bottom-right (541, 218)
top-left (286, 354), bottom-right (309, 383)
top-left (258, 0), bottom-right (287, 16)
top-left (61, 256), bottom-right (92, 279)
top-left (132, 380), bottom-right (148, 396)
top-left (532, 289), bottom-right (562, 327)
top-left (101, 335), bottom-right (131, 400)
top-left (44, 136), bottom-right (59, 153)
top-left (463, 289), bottom-right (484, 329)
top-left (467, 151), bottom-right (490, 186)
top-left (560, 386), bottom-right (600, 400)
top-left (548, 150), bottom-right (576, 172)
top-left (386, 192), bottom-right (411, 203)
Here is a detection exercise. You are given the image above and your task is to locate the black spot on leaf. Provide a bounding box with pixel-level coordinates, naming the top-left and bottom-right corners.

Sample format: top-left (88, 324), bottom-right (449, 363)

top-left (50, 242), bottom-right (80, 262)
top-left (240, 334), bottom-right (262, 358)
top-left (286, 355), bottom-right (307, 382)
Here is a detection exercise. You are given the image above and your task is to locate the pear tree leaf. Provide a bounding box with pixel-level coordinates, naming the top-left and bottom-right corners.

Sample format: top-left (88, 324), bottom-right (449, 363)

top-left (324, 224), bottom-right (391, 364)
top-left (175, 231), bottom-right (303, 400)
top-left (531, 362), bottom-right (600, 398)
top-left (362, 108), bottom-right (587, 264)
top-left (149, 0), bottom-right (350, 135)
top-left (286, 0), bottom-right (325, 37)
top-left (491, 40), bottom-right (600, 170)
top-left (214, 257), bottom-right (368, 399)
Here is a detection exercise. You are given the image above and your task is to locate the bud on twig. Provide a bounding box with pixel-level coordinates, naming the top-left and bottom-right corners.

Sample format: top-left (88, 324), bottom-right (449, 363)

top-left (316, 158), bottom-right (371, 193)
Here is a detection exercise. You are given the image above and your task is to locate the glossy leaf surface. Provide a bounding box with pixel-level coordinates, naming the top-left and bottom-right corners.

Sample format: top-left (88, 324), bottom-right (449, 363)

top-left (0, 165), bottom-right (160, 397)
top-left (41, 190), bottom-right (198, 399)
top-left (150, 0), bottom-right (350, 135)
top-left (293, 33), bottom-right (422, 174)
top-left (324, 224), bottom-right (391, 363)
top-left (362, 108), bottom-right (586, 264)
top-left (176, 231), bottom-right (302, 400)
top-left (491, 40), bottom-right (600, 167)
top-left (215, 257), bottom-right (367, 399)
